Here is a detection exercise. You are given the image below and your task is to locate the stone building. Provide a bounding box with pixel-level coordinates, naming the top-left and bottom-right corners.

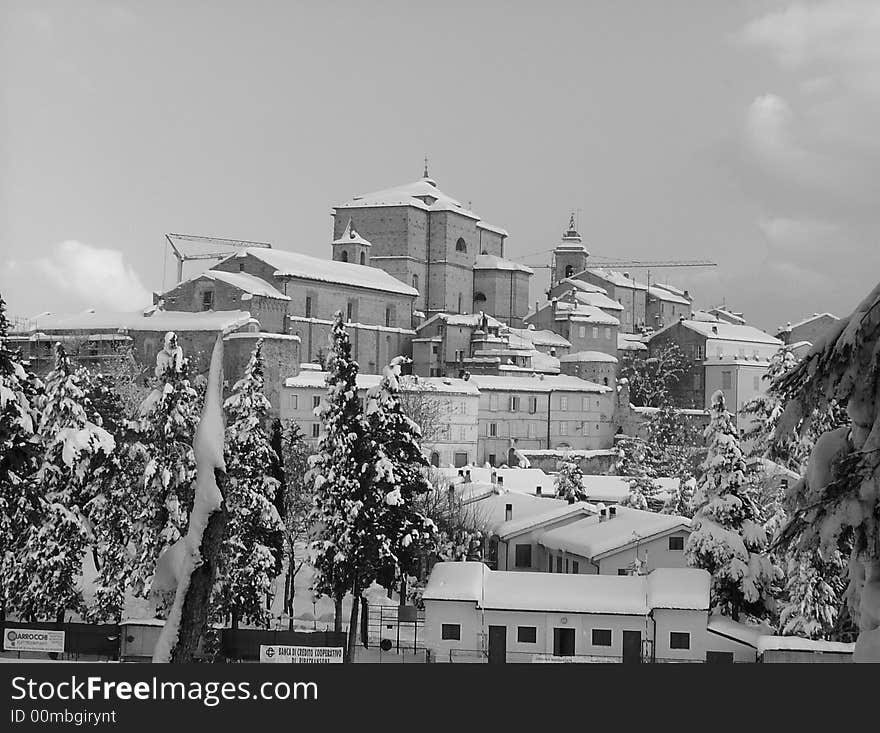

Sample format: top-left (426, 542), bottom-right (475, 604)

top-left (575, 268), bottom-right (648, 334)
top-left (550, 215), bottom-right (590, 287)
top-left (646, 284), bottom-right (692, 330)
top-left (524, 294), bottom-right (619, 359)
top-left (776, 312), bottom-right (839, 349)
top-left (559, 351), bottom-right (618, 387)
top-left (332, 171), bottom-right (529, 324)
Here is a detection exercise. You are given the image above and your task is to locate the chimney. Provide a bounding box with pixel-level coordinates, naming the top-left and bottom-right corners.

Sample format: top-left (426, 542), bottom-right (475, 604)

top-left (599, 507), bottom-right (608, 522)
top-left (623, 272), bottom-right (630, 279)
top-left (609, 505), bottom-right (617, 518)
top-left (457, 469), bottom-right (464, 479)
top-left (536, 485), bottom-right (542, 496)
top-left (465, 469), bottom-right (472, 483)
top-left (505, 503), bottom-right (513, 522)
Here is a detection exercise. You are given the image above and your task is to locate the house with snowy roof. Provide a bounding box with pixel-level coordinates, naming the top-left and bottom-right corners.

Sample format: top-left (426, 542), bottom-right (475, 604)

top-left (646, 285), bottom-right (692, 329)
top-left (332, 170), bottom-right (531, 325)
top-left (422, 562), bottom-right (716, 662)
top-left (524, 290), bottom-right (619, 359)
top-left (648, 319), bottom-right (782, 428)
top-left (775, 312), bottom-right (839, 349)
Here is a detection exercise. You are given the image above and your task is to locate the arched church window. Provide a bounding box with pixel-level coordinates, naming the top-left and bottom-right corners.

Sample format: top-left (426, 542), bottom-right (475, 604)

top-left (565, 264), bottom-right (575, 278)
top-left (473, 292), bottom-right (487, 304)
top-left (340, 250), bottom-right (348, 262)
top-left (359, 252), bottom-right (365, 265)
top-left (455, 238), bottom-right (467, 253)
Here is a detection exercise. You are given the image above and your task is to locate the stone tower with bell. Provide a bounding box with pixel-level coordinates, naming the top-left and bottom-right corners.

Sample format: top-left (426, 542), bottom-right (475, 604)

top-left (551, 214), bottom-right (589, 288)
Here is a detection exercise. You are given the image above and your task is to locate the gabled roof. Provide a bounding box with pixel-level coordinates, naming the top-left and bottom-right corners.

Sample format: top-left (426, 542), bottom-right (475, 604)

top-left (505, 327), bottom-right (571, 349)
top-left (553, 301), bottom-right (620, 326)
top-left (29, 309), bottom-right (257, 334)
top-left (573, 290), bottom-right (625, 312)
top-left (584, 268), bottom-right (648, 291)
top-left (538, 506), bottom-right (691, 560)
top-left (473, 254), bottom-right (534, 274)
top-left (417, 311), bottom-right (504, 333)
top-left (495, 501), bottom-right (595, 540)
top-left (198, 270), bottom-right (290, 300)
top-left (648, 286), bottom-right (690, 306)
top-left (335, 177), bottom-right (508, 235)
top-left (332, 219), bottom-right (372, 247)
top-left (560, 277), bottom-right (607, 295)
top-left (779, 312), bottom-right (838, 334)
top-left (652, 319), bottom-right (781, 346)
top-left (226, 248), bottom-right (417, 297)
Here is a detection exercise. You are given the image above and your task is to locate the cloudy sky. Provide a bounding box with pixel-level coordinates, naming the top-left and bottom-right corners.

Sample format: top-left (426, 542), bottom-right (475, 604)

top-left (2, 1), bottom-right (878, 333)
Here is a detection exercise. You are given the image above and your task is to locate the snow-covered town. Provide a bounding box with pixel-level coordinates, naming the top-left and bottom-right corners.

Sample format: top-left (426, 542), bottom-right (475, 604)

top-left (2, 2), bottom-right (880, 671)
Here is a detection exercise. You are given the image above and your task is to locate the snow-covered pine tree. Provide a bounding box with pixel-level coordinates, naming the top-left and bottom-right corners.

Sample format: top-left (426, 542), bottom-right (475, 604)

top-left (554, 460), bottom-right (587, 504)
top-left (778, 547), bottom-right (844, 640)
top-left (685, 390), bottom-right (778, 621)
top-left (662, 476), bottom-right (696, 518)
top-left (213, 340), bottom-right (284, 629)
top-left (130, 331), bottom-right (199, 600)
top-left (771, 280), bottom-right (880, 660)
top-left (0, 294), bottom-right (43, 619)
top-left (615, 434), bottom-right (664, 512)
top-left (308, 312), bottom-right (375, 636)
top-left (9, 343), bottom-right (115, 622)
top-left (364, 357), bottom-right (438, 600)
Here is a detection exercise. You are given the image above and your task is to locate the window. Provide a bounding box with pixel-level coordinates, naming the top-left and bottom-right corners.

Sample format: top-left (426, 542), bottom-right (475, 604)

top-left (489, 423), bottom-right (498, 437)
top-left (413, 274), bottom-right (419, 291)
top-left (455, 238), bottom-right (467, 253)
top-left (548, 556), bottom-right (554, 572)
top-left (201, 290), bottom-right (214, 311)
top-left (238, 261), bottom-right (246, 272)
top-left (578, 326), bottom-right (586, 338)
top-left (668, 536), bottom-right (685, 551)
top-left (555, 556), bottom-right (562, 573)
top-left (490, 394), bottom-right (499, 411)
top-left (441, 624), bottom-right (461, 641)
top-left (312, 395), bottom-right (321, 410)
top-left (360, 252), bottom-right (366, 265)
top-left (722, 370), bottom-right (732, 390)
top-left (592, 629), bottom-right (612, 647)
top-left (474, 292), bottom-right (487, 305)
top-left (432, 344), bottom-right (439, 355)
top-left (385, 307), bottom-right (393, 327)
top-left (617, 568), bottom-right (629, 576)
top-left (695, 344), bottom-right (704, 360)
top-left (517, 626), bottom-right (537, 643)
top-left (560, 396), bottom-right (568, 410)
top-left (528, 396), bottom-right (538, 414)
top-left (305, 296), bottom-right (312, 318)
top-left (509, 396), bottom-right (520, 412)
top-left (582, 396), bottom-right (590, 411)
top-left (311, 424), bottom-right (320, 438)
top-left (565, 559), bottom-right (569, 573)
top-left (605, 327), bottom-right (611, 339)
top-left (592, 326), bottom-right (599, 339)
top-left (488, 453), bottom-right (496, 466)
top-left (346, 301), bottom-right (355, 322)
top-left (669, 632), bottom-right (690, 650)
top-left (693, 372), bottom-right (702, 390)
top-left (454, 452), bottom-right (468, 468)
top-left (565, 264), bottom-right (575, 278)
top-left (514, 544), bottom-right (532, 568)
top-left (340, 250), bottom-right (348, 262)
top-left (288, 394), bottom-right (298, 410)
top-left (559, 422), bottom-right (568, 436)
top-left (527, 423), bottom-right (536, 439)
top-left (572, 561), bottom-right (579, 574)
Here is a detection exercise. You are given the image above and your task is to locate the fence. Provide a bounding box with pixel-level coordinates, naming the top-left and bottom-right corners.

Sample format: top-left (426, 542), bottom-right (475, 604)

top-left (448, 649), bottom-right (707, 663)
top-left (359, 603), bottom-right (426, 662)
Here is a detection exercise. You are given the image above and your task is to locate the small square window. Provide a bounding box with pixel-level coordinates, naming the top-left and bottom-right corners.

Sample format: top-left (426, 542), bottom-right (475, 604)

top-left (617, 568), bottom-right (628, 576)
top-left (668, 536), bottom-right (685, 551)
top-left (670, 632), bottom-right (690, 650)
top-left (514, 544), bottom-right (532, 568)
top-left (592, 629), bottom-right (612, 647)
top-left (517, 626), bottom-right (537, 644)
top-left (441, 624), bottom-right (461, 641)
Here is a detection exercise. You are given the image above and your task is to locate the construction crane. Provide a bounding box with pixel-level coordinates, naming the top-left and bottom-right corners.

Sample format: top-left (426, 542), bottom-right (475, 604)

top-left (165, 233), bottom-right (273, 284)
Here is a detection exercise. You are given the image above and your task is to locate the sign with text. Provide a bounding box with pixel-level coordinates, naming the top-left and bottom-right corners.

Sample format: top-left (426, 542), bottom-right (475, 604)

top-left (4, 628), bottom-right (65, 653)
top-left (259, 645), bottom-right (344, 663)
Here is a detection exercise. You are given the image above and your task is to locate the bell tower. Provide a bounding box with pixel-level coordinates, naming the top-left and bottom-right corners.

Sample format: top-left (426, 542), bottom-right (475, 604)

top-left (551, 213), bottom-right (589, 287)
top-left (332, 218), bottom-right (372, 266)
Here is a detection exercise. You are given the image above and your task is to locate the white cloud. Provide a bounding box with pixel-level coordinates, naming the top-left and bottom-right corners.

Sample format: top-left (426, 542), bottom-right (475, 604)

top-left (35, 240), bottom-right (152, 311)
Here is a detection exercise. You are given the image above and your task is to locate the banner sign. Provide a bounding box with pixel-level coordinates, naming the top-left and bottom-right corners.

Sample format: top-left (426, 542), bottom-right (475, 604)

top-left (4, 628), bottom-right (66, 653)
top-left (259, 645), bottom-right (344, 663)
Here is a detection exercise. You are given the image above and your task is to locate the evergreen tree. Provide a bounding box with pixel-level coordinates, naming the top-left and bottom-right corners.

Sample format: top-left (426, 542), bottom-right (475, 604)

top-left (662, 476), bottom-right (696, 518)
top-left (615, 435), bottom-right (663, 512)
top-left (685, 390), bottom-right (778, 621)
top-left (364, 356), bottom-right (439, 597)
top-left (619, 340), bottom-right (689, 407)
top-left (213, 340), bottom-right (284, 628)
top-left (554, 460), bottom-right (587, 503)
top-left (741, 346), bottom-right (799, 466)
top-left (9, 343), bottom-right (115, 622)
top-left (130, 331), bottom-right (199, 599)
top-left (0, 294), bottom-right (43, 619)
top-left (778, 547), bottom-right (844, 640)
top-left (308, 313), bottom-right (375, 637)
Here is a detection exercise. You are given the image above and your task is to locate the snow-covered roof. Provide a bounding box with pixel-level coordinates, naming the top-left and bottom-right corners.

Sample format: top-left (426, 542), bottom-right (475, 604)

top-left (506, 327), bottom-right (571, 349)
top-left (528, 350), bottom-right (561, 374)
top-left (423, 563), bottom-right (710, 615)
top-left (652, 282), bottom-right (688, 298)
top-left (655, 320), bottom-right (781, 346)
top-left (417, 312), bottom-right (504, 333)
top-left (335, 177), bottom-right (508, 236)
top-left (473, 254), bottom-right (534, 274)
top-left (442, 466), bottom-right (555, 494)
top-left (284, 371), bottom-right (479, 396)
top-left (559, 350), bottom-right (618, 363)
top-left (469, 373), bottom-right (611, 394)
top-left (779, 312), bottom-right (838, 334)
top-left (755, 635), bottom-right (854, 655)
top-left (468, 490), bottom-right (570, 530)
top-left (538, 506), bottom-right (690, 559)
top-left (618, 334), bottom-right (648, 351)
top-left (554, 301), bottom-right (620, 326)
top-left (585, 268), bottom-right (648, 291)
top-left (332, 219), bottom-right (372, 247)
top-left (706, 615), bottom-right (770, 648)
top-left (708, 307), bottom-right (746, 325)
top-left (198, 270), bottom-right (290, 300)
top-left (691, 310), bottom-right (721, 323)
top-left (560, 277), bottom-right (607, 295)
top-left (29, 309), bottom-right (257, 334)
top-left (573, 290), bottom-right (625, 312)
top-left (227, 248), bottom-right (417, 297)
top-left (519, 448), bottom-right (618, 460)
top-left (648, 286), bottom-right (690, 306)
top-left (495, 502), bottom-right (596, 540)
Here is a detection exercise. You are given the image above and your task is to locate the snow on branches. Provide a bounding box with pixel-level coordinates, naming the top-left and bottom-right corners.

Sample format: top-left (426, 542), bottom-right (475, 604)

top-left (686, 390), bottom-right (778, 621)
top-left (554, 460), bottom-right (587, 504)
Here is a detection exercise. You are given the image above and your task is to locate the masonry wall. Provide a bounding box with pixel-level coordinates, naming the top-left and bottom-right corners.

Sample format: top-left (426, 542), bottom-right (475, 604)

top-left (223, 333), bottom-right (300, 416)
top-left (559, 360), bottom-right (616, 387)
top-left (474, 269), bottom-right (530, 327)
top-left (648, 324), bottom-right (706, 409)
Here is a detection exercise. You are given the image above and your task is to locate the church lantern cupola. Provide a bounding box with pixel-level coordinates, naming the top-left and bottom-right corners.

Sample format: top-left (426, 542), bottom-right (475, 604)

top-left (332, 218), bottom-right (372, 266)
